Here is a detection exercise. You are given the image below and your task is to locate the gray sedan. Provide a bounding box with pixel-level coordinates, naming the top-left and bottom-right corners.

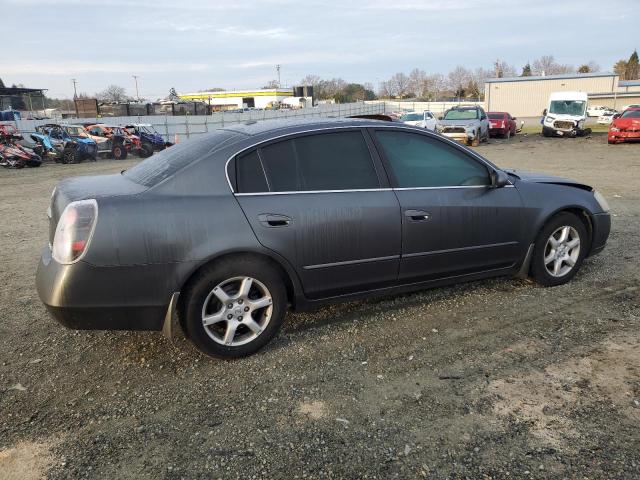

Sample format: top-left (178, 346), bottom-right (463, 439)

top-left (36, 118), bottom-right (611, 358)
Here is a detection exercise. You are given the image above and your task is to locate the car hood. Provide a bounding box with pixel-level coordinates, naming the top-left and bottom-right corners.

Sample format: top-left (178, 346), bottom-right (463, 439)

top-left (504, 169), bottom-right (593, 191)
top-left (72, 136), bottom-right (96, 145)
top-left (439, 119), bottom-right (479, 126)
top-left (612, 118), bottom-right (640, 128)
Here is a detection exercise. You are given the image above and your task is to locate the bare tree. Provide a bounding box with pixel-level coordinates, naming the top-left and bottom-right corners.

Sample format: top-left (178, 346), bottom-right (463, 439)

top-left (493, 59), bottom-right (516, 78)
top-left (262, 80), bottom-right (280, 89)
top-left (408, 68), bottom-right (427, 98)
top-left (377, 80), bottom-right (393, 98)
top-left (448, 66), bottom-right (471, 98)
top-left (96, 85), bottom-right (130, 103)
top-left (532, 55), bottom-right (575, 76)
top-left (386, 72), bottom-right (411, 98)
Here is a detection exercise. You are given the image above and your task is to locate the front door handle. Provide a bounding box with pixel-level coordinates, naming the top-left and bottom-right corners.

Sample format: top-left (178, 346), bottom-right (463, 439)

top-left (258, 214), bottom-right (292, 227)
top-left (404, 209), bottom-right (431, 221)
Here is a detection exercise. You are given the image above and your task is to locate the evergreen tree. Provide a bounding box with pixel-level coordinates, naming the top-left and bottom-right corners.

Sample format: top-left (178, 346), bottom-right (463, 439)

top-left (626, 50), bottom-right (639, 80)
top-left (521, 63), bottom-right (532, 77)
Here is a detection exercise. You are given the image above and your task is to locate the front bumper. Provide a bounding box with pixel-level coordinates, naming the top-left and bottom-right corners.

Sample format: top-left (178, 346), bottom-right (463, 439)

top-left (608, 131), bottom-right (640, 143)
top-left (36, 246), bottom-right (168, 331)
top-left (440, 131), bottom-right (473, 144)
top-left (589, 212), bottom-right (611, 257)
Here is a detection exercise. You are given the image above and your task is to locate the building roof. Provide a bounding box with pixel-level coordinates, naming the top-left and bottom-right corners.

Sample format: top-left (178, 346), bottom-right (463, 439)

top-left (179, 89), bottom-right (293, 100)
top-left (0, 86), bottom-right (47, 96)
top-left (485, 72), bottom-right (616, 84)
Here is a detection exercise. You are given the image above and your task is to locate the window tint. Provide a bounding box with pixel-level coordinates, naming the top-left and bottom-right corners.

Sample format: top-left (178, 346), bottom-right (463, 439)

top-left (258, 131), bottom-right (379, 192)
top-left (236, 150), bottom-right (269, 193)
top-left (375, 130), bottom-right (490, 188)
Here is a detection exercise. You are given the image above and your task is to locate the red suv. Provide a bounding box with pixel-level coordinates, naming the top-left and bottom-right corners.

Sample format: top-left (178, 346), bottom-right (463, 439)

top-left (488, 112), bottom-right (517, 139)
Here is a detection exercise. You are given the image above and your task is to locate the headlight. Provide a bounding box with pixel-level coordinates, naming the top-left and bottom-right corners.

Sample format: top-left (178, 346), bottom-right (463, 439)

top-left (545, 117), bottom-right (554, 123)
top-left (52, 199), bottom-right (98, 264)
top-left (610, 126), bottom-right (620, 132)
top-left (593, 190), bottom-right (610, 212)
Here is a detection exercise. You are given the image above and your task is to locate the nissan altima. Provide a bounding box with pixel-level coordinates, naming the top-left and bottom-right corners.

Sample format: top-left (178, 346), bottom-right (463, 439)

top-left (36, 118), bottom-right (611, 358)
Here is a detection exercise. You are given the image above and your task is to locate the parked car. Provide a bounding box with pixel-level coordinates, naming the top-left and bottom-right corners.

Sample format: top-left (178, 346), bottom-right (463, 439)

top-left (586, 105), bottom-right (610, 117)
top-left (83, 124), bottom-right (135, 160)
top-left (36, 118), bottom-right (611, 358)
top-left (400, 111), bottom-right (437, 131)
top-left (608, 107), bottom-right (640, 144)
top-left (597, 111), bottom-right (618, 125)
top-left (621, 104), bottom-right (640, 111)
top-left (436, 105), bottom-right (490, 146)
top-left (31, 124), bottom-right (97, 164)
top-left (487, 112), bottom-right (517, 139)
top-left (542, 91), bottom-right (591, 137)
top-left (123, 123), bottom-right (172, 157)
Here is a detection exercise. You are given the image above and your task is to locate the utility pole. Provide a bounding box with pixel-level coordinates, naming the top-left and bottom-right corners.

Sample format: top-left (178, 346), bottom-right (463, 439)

top-left (71, 78), bottom-right (78, 99)
top-left (276, 65), bottom-right (281, 88)
top-left (132, 75), bottom-right (140, 101)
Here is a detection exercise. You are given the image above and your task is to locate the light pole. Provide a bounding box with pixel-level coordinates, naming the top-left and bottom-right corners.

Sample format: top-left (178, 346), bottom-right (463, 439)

top-left (275, 65), bottom-right (281, 88)
top-left (71, 78), bottom-right (78, 99)
top-left (132, 75), bottom-right (140, 101)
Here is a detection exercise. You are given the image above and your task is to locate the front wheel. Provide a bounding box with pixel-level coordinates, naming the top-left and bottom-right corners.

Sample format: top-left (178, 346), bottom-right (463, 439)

top-left (530, 212), bottom-right (588, 286)
top-left (112, 144), bottom-right (128, 160)
top-left (182, 257), bottom-right (287, 358)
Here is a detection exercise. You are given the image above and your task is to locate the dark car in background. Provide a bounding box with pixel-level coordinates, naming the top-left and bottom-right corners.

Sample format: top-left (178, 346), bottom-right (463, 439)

top-left (488, 111), bottom-right (517, 139)
top-left (36, 118), bottom-right (611, 358)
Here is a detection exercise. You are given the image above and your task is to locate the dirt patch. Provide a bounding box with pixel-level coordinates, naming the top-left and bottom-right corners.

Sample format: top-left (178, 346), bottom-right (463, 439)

top-left (490, 335), bottom-right (640, 448)
top-left (0, 441), bottom-right (56, 480)
top-left (297, 400), bottom-right (328, 420)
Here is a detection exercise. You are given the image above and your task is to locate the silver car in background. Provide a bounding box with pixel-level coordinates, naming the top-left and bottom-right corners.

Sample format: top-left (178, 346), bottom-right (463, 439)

top-left (436, 106), bottom-right (490, 146)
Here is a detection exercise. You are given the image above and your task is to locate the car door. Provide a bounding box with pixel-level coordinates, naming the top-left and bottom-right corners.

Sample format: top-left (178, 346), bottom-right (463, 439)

top-left (233, 128), bottom-right (401, 299)
top-left (423, 112), bottom-right (437, 131)
top-left (371, 128), bottom-right (524, 282)
top-left (479, 108), bottom-right (490, 137)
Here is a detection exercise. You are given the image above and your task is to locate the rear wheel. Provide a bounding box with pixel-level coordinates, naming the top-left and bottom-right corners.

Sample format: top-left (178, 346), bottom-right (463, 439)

top-left (504, 129), bottom-right (511, 140)
top-left (139, 144), bottom-right (154, 157)
top-left (530, 212), bottom-right (588, 286)
top-left (182, 257), bottom-right (287, 358)
top-left (62, 147), bottom-right (76, 164)
top-left (470, 130), bottom-right (480, 147)
top-left (112, 144), bottom-right (128, 160)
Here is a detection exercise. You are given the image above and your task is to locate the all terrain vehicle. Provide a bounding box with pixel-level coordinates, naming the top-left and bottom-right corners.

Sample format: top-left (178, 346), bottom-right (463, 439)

top-left (30, 124), bottom-right (97, 164)
top-left (83, 124), bottom-right (137, 160)
top-left (123, 124), bottom-right (171, 157)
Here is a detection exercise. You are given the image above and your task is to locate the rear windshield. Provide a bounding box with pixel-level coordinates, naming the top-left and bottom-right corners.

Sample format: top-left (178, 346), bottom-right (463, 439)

top-left (621, 110), bottom-right (640, 118)
top-left (488, 113), bottom-right (505, 119)
top-left (124, 130), bottom-right (240, 187)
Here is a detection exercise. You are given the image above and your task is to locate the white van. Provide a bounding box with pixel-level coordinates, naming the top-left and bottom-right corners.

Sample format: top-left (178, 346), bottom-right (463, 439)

top-left (542, 92), bottom-right (590, 137)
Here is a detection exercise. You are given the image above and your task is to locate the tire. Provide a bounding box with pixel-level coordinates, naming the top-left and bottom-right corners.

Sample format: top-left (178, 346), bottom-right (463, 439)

top-left (608, 139), bottom-right (617, 145)
top-left (530, 212), bottom-right (588, 287)
top-left (111, 144), bottom-right (128, 160)
top-left (139, 144), bottom-right (154, 158)
top-left (62, 148), bottom-right (76, 164)
top-left (182, 256), bottom-right (287, 358)
top-left (470, 131), bottom-right (480, 147)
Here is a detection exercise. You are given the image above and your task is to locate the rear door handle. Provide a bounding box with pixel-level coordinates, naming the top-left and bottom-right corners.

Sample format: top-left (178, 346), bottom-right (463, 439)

top-left (258, 214), bottom-right (292, 227)
top-left (404, 209), bottom-right (431, 221)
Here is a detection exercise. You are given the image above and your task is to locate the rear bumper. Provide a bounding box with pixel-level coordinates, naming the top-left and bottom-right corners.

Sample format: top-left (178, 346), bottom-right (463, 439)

top-left (36, 246), bottom-right (168, 331)
top-left (589, 212), bottom-right (611, 257)
top-left (489, 128), bottom-right (507, 135)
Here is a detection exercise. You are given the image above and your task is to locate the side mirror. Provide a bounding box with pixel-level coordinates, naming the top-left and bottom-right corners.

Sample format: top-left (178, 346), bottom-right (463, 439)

top-left (543, 109), bottom-right (548, 116)
top-left (491, 169), bottom-right (510, 188)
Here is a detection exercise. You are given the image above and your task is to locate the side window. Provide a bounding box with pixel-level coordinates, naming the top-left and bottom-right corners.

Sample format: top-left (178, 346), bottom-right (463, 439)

top-left (258, 130), bottom-right (380, 192)
top-left (235, 149), bottom-right (269, 193)
top-left (375, 130), bottom-right (490, 188)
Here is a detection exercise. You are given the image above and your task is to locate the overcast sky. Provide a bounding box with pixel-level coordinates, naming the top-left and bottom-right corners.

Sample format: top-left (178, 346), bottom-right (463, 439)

top-left (2, 0), bottom-right (638, 100)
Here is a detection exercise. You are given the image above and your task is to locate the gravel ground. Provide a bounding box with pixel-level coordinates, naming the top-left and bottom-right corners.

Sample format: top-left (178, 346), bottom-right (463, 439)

top-left (1, 133), bottom-right (639, 480)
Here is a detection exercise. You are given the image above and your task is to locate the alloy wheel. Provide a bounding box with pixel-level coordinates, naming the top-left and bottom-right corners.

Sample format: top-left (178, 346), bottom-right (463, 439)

top-left (201, 276), bottom-right (273, 346)
top-left (543, 226), bottom-right (581, 277)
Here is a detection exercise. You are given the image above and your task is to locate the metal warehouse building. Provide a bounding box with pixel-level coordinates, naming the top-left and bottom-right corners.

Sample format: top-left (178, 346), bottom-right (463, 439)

top-left (484, 72), bottom-right (640, 117)
top-left (178, 88), bottom-right (313, 111)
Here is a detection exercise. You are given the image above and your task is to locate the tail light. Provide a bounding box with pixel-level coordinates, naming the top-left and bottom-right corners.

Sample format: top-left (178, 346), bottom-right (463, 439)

top-left (52, 199), bottom-right (98, 264)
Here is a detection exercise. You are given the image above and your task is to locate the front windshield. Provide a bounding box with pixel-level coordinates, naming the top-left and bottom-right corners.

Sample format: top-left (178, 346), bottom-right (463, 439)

top-left (549, 100), bottom-right (586, 116)
top-left (443, 109), bottom-right (478, 120)
top-left (400, 113), bottom-right (423, 121)
top-left (621, 110), bottom-right (640, 118)
top-left (65, 126), bottom-right (87, 136)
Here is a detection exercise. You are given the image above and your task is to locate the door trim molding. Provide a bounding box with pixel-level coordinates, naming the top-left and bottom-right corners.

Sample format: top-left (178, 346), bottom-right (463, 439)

top-left (303, 255), bottom-right (400, 270)
top-left (403, 241), bottom-right (519, 258)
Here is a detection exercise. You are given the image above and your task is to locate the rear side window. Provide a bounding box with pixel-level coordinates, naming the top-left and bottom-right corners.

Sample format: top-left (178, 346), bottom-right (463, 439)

top-left (236, 150), bottom-right (269, 193)
top-left (375, 130), bottom-right (490, 188)
top-left (256, 130), bottom-right (380, 192)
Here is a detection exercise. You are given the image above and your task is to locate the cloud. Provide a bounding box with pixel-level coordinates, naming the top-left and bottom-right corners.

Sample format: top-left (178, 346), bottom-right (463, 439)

top-left (2, 62), bottom-right (209, 76)
top-left (216, 26), bottom-right (293, 39)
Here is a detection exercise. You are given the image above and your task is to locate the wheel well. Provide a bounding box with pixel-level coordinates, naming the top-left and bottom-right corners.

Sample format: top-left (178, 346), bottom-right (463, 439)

top-left (176, 252), bottom-right (296, 330)
top-left (538, 207), bottom-right (594, 250)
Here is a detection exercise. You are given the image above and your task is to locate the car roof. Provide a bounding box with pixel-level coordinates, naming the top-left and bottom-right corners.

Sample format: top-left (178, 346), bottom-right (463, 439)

top-left (217, 117), bottom-right (394, 137)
